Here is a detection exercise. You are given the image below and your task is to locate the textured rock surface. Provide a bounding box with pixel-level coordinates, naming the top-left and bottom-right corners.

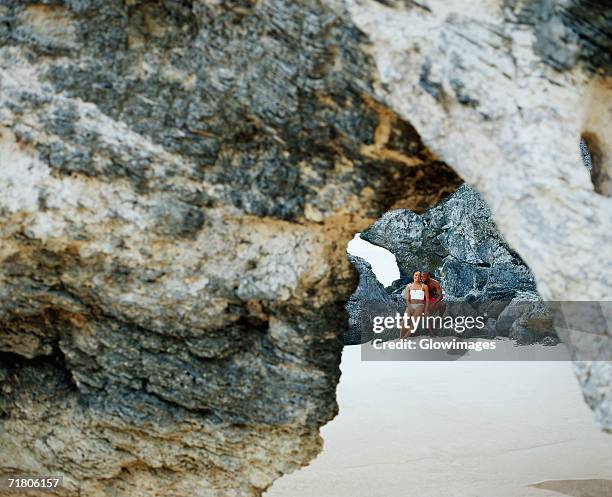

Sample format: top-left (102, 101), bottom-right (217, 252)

top-left (0, 2), bottom-right (610, 496)
top-left (334, 0), bottom-right (612, 431)
top-left (344, 254), bottom-right (402, 344)
top-left (496, 291), bottom-right (543, 337)
top-left (352, 184), bottom-right (555, 344)
top-left (497, 290), bottom-right (557, 345)
top-left (338, 0), bottom-right (612, 298)
top-left (346, 185), bottom-right (557, 344)
top-left (574, 361), bottom-right (612, 432)
top-left (0, 1), bottom-right (462, 495)
top-left (362, 184), bottom-right (537, 300)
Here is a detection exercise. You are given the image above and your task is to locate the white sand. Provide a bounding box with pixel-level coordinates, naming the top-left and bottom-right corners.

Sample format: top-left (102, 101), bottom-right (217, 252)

top-left (266, 346), bottom-right (612, 497)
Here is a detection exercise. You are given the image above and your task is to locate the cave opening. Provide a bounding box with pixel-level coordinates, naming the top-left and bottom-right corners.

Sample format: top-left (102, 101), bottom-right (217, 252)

top-left (265, 136), bottom-right (612, 495)
top-left (580, 77), bottom-right (612, 197)
top-left (346, 233), bottom-right (399, 287)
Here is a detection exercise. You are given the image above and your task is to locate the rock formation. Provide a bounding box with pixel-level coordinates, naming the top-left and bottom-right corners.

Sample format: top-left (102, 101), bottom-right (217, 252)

top-left (362, 184), bottom-right (537, 300)
top-left (348, 184), bottom-right (558, 345)
top-left (0, 1), bottom-right (462, 495)
top-left (0, 1), bottom-right (610, 496)
top-left (338, 0), bottom-right (612, 298)
top-left (333, 0), bottom-right (612, 432)
top-left (344, 254), bottom-right (404, 344)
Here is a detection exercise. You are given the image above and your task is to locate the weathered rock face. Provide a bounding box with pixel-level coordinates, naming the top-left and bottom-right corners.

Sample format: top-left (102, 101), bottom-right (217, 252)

top-left (333, 0), bottom-right (612, 432)
top-left (362, 184), bottom-right (537, 300)
top-left (350, 184), bottom-right (557, 345)
top-left (338, 0), bottom-right (612, 298)
top-left (0, 2), bottom-right (610, 496)
top-left (0, 1), bottom-right (463, 495)
top-left (344, 254), bottom-right (403, 344)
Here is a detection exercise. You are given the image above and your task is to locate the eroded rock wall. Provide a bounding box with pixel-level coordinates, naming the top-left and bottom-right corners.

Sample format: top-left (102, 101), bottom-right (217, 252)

top-left (336, 0), bottom-right (612, 298)
top-left (361, 184), bottom-right (537, 300)
top-left (0, 1), bottom-right (462, 495)
top-left (332, 0), bottom-right (612, 431)
top-left (0, 1), bottom-right (610, 495)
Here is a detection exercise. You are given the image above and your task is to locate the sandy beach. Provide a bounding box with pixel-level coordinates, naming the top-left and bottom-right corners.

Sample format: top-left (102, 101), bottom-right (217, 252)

top-left (265, 346), bottom-right (612, 497)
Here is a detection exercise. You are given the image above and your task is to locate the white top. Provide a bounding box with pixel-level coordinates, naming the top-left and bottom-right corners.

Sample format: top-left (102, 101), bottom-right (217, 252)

top-left (409, 289), bottom-right (425, 300)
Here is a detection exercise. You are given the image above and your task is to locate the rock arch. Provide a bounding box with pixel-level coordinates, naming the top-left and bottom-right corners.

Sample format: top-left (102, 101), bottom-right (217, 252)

top-left (0, 1), bottom-right (609, 496)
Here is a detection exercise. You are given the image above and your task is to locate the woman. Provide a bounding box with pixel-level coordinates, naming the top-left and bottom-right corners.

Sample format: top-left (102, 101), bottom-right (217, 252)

top-left (399, 270), bottom-right (429, 339)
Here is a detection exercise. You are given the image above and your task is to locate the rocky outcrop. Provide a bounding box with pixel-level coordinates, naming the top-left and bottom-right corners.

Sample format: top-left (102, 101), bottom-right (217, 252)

top-left (362, 184), bottom-right (537, 300)
top-left (335, 0), bottom-right (612, 432)
top-left (0, 1), bottom-right (463, 495)
top-left (337, 0), bottom-right (612, 298)
top-left (496, 291), bottom-right (557, 345)
top-left (344, 254), bottom-right (403, 344)
top-left (351, 185), bottom-right (559, 344)
top-left (0, 2), bottom-right (610, 495)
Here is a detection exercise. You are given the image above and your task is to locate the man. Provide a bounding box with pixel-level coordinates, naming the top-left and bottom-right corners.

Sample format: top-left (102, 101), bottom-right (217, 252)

top-left (420, 271), bottom-right (444, 316)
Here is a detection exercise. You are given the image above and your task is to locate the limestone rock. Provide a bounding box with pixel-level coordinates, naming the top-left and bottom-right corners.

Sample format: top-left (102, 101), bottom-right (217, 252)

top-left (362, 184), bottom-right (537, 300)
top-left (574, 361), bottom-right (612, 433)
top-left (344, 254), bottom-right (403, 344)
top-left (0, 1), bottom-right (610, 495)
top-left (335, 0), bottom-right (612, 432)
top-left (0, 1), bottom-right (462, 495)
top-left (336, 0), bottom-right (612, 299)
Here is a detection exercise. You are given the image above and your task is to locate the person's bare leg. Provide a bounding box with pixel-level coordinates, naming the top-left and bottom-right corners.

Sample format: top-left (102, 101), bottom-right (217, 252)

top-left (400, 307), bottom-right (412, 339)
top-left (411, 305), bottom-right (425, 336)
top-left (427, 301), bottom-right (440, 335)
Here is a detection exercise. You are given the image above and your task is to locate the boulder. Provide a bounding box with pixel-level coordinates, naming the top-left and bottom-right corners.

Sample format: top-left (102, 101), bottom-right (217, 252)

top-left (362, 184), bottom-right (537, 301)
top-left (496, 291), bottom-right (543, 337)
top-left (345, 255), bottom-right (402, 344)
top-left (509, 301), bottom-right (556, 345)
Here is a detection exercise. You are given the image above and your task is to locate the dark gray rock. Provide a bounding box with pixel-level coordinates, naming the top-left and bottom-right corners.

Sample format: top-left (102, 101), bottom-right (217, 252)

top-left (355, 186), bottom-right (554, 345)
top-left (345, 254), bottom-right (402, 344)
top-left (496, 291), bottom-right (541, 337)
top-left (509, 0), bottom-right (612, 75)
top-left (362, 184), bottom-right (537, 301)
top-left (496, 291), bottom-right (556, 345)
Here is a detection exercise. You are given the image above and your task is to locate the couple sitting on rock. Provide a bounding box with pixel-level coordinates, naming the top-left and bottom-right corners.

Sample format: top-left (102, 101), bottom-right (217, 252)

top-left (400, 271), bottom-right (444, 339)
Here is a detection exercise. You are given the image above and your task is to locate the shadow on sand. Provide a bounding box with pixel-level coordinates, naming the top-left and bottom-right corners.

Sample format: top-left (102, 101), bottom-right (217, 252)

top-left (530, 479), bottom-right (612, 497)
